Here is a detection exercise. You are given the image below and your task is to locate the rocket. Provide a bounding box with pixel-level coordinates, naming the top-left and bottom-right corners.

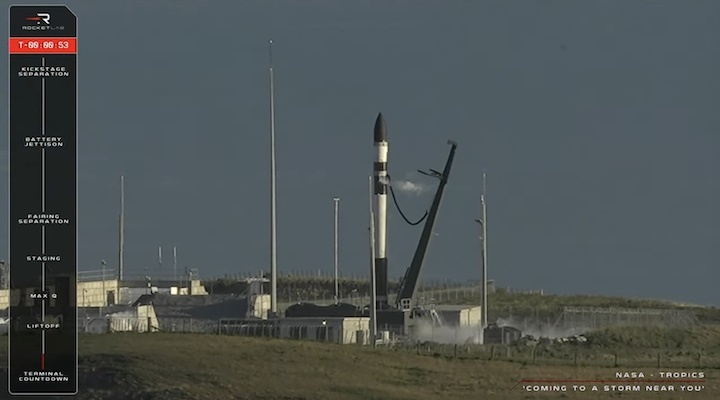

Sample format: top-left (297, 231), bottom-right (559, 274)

top-left (373, 113), bottom-right (389, 306)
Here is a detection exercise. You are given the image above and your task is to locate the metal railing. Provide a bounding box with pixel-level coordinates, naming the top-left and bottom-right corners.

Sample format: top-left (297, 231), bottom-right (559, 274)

top-left (77, 268), bottom-right (200, 283)
top-left (217, 320), bottom-right (374, 345)
top-left (78, 316), bottom-right (217, 334)
top-left (69, 319), bottom-right (720, 369)
top-left (78, 316), bottom-right (153, 333)
top-left (77, 269), bottom-right (117, 282)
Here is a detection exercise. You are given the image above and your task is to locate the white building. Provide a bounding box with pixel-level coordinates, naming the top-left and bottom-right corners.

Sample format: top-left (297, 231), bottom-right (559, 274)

top-left (278, 317), bottom-right (370, 345)
top-left (220, 316), bottom-right (371, 345)
top-left (435, 305), bottom-right (482, 327)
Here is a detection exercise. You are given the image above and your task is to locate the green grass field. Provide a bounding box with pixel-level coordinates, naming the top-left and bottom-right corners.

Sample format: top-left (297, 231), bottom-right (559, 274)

top-left (4, 283), bottom-right (717, 399)
top-left (1, 327), bottom-right (718, 399)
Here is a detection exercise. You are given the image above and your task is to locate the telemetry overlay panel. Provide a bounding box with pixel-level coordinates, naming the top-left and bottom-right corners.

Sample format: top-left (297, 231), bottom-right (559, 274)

top-left (8, 5), bottom-right (78, 396)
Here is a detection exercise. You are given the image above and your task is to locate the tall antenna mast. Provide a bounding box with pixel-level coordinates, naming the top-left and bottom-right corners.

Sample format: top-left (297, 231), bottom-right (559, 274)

top-left (481, 172), bottom-right (488, 330)
top-left (269, 39), bottom-right (278, 315)
top-left (118, 175), bottom-right (125, 281)
top-left (173, 246), bottom-right (177, 281)
top-left (333, 197), bottom-right (340, 304)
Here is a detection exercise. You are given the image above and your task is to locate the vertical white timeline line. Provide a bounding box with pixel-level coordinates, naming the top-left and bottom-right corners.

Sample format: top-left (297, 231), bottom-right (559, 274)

top-left (41, 56), bottom-right (46, 321)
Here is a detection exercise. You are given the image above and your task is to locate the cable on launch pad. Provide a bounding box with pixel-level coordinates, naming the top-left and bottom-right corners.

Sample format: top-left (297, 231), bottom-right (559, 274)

top-left (386, 174), bottom-right (428, 226)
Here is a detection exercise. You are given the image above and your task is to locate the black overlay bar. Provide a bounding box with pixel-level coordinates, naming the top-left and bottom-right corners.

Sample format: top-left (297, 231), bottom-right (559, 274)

top-left (8, 5), bottom-right (78, 396)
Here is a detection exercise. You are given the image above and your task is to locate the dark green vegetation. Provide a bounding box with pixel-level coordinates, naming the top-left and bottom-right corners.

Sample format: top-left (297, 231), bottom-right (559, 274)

top-left (585, 325), bottom-right (720, 351)
top-left (411, 325), bottom-right (720, 372)
top-left (204, 276), bottom-right (720, 323)
top-left (463, 291), bottom-right (720, 324)
top-left (205, 275), bottom-right (402, 301)
top-left (0, 326), bottom-right (718, 399)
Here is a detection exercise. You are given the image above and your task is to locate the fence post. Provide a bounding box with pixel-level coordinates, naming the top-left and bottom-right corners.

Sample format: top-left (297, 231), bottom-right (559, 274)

top-left (147, 317), bottom-right (152, 333)
top-left (697, 352), bottom-right (702, 368)
top-left (613, 352), bottom-right (618, 368)
top-left (657, 353), bottom-right (660, 368)
top-left (531, 347), bottom-right (536, 364)
top-left (416, 342), bottom-right (420, 355)
top-left (489, 345), bottom-right (494, 361)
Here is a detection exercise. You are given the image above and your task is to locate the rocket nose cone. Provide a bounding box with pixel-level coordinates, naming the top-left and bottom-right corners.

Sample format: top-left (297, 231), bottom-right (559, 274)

top-left (374, 113), bottom-right (387, 143)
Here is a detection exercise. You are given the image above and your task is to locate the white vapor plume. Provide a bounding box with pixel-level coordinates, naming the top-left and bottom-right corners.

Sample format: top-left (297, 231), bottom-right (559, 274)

top-left (393, 180), bottom-right (428, 196)
top-left (412, 320), bottom-right (483, 345)
top-left (496, 317), bottom-right (588, 339)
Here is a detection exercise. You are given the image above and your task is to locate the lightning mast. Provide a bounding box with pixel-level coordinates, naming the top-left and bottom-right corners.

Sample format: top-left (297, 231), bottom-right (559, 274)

top-left (118, 175), bottom-right (125, 281)
top-left (269, 39), bottom-right (278, 315)
top-left (481, 173), bottom-right (488, 330)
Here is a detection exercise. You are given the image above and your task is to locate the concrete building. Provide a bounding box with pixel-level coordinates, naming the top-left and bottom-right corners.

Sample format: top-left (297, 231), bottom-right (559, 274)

top-left (81, 300), bottom-right (159, 334)
top-left (0, 278), bottom-right (209, 311)
top-left (484, 323), bottom-right (522, 344)
top-left (435, 305), bottom-right (482, 327)
top-left (77, 292), bottom-right (267, 334)
top-left (279, 317), bottom-right (370, 345)
top-left (149, 292), bottom-right (270, 333)
top-left (219, 316), bottom-right (371, 345)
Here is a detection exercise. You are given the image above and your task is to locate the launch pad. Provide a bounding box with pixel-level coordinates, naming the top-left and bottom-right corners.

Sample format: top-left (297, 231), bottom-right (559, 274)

top-left (286, 113), bottom-right (460, 339)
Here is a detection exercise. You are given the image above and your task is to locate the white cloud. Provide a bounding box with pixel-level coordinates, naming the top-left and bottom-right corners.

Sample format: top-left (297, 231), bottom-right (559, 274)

top-left (394, 180), bottom-right (428, 196)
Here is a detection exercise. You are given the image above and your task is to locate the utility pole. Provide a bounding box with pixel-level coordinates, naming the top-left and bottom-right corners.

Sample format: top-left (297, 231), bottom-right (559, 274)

top-left (101, 259), bottom-right (106, 315)
top-left (333, 197), bottom-right (340, 304)
top-left (475, 172), bottom-right (489, 333)
top-left (118, 175), bottom-right (125, 281)
top-left (481, 173), bottom-right (488, 330)
top-left (0, 260), bottom-right (7, 290)
top-left (268, 39), bottom-right (278, 316)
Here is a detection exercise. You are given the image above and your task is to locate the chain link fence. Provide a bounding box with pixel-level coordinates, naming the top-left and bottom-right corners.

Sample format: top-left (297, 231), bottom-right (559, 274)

top-left (216, 320), bottom-right (378, 345)
top-left (72, 316), bottom-right (719, 369)
top-left (78, 268), bottom-right (201, 283)
top-left (78, 316), bottom-right (216, 334)
top-left (388, 341), bottom-right (718, 369)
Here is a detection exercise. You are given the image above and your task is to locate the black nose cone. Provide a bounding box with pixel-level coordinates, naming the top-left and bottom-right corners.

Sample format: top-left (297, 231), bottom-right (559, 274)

top-left (374, 113), bottom-right (387, 143)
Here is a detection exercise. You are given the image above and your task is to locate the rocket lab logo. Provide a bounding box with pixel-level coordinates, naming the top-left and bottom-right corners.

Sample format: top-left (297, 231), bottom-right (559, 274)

top-left (26, 13), bottom-right (51, 24)
top-left (21, 12), bottom-right (64, 31)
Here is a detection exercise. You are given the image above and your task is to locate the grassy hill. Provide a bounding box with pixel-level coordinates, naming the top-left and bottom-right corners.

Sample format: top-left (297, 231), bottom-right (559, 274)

top-left (0, 330), bottom-right (718, 399)
top-left (584, 325), bottom-right (720, 351)
top-left (464, 292), bottom-right (720, 324)
top-left (204, 277), bottom-right (720, 324)
top-left (205, 275), bottom-right (720, 333)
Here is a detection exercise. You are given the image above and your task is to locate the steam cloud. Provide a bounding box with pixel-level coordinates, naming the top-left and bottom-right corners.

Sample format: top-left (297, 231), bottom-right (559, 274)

top-left (410, 318), bottom-right (589, 345)
top-left (496, 317), bottom-right (588, 339)
top-left (393, 180), bottom-right (428, 196)
top-left (412, 320), bottom-right (483, 345)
